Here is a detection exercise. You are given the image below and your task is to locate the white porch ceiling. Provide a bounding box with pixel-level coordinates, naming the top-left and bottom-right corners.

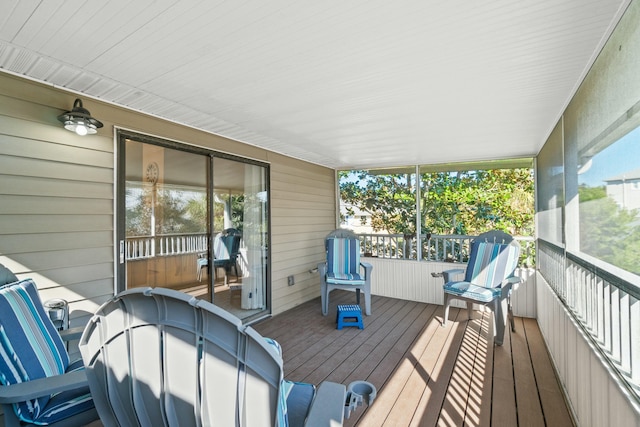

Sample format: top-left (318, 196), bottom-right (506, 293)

top-left (0, 0), bottom-right (631, 170)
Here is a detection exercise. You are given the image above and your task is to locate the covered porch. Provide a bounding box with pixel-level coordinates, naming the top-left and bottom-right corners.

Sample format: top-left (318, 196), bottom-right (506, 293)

top-left (2, 1), bottom-right (640, 426)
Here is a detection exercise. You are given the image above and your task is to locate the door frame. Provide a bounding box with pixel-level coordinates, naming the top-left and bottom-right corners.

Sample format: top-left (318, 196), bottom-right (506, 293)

top-left (114, 129), bottom-right (272, 321)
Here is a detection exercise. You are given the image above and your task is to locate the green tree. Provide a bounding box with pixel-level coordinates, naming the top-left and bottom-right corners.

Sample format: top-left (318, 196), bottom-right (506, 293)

top-left (578, 184), bottom-right (606, 202)
top-left (579, 196), bottom-right (640, 275)
top-left (126, 187), bottom-right (152, 236)
top-left (340, 168), bottom-right (534, 237)
top-left (126, 187), bottom-right (207, 236)
top-left (340, 171), bottom-right (416, 235)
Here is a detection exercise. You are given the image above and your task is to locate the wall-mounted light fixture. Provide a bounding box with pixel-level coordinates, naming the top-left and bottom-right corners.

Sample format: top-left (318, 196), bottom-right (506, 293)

top-left (57, 98), bottom-right (103, 136)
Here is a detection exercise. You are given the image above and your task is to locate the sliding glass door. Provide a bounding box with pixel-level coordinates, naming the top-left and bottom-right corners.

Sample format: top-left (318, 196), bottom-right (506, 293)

top-left (116, 131), bottom-right (270, 322)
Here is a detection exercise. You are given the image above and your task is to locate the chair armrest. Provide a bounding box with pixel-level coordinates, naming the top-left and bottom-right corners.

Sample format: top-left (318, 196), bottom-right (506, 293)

top-left (304, 381), bottom-right (346, 427)
top-left (360, 262), bottom-right (373, 279)
top-left (317, 262), bottom-right (327, 276)
top-left (501, 275), bottom-right (523, 294)
top-left (442, 268), bottom-right (465, 283)
top-left (498, 276), bottom-right (523, 297)
top-left (504, 276), bottom-right (523, 285)
top-left (0, 369), bottom-right (88, 403)
top-left (59, 326), bottom-right (85, 342)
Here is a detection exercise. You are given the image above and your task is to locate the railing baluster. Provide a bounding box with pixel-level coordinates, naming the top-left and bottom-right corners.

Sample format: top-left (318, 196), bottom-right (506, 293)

top-left (539, 241), bottom-right (640, 399)
top-left (612, 286), bottom-right (622, 363)
top-left (620, 292), bottom-right (631, 375)
top-left (604, 281), bottom-right (611, 352)
top-left (631, 296), bottom-right (640, 384)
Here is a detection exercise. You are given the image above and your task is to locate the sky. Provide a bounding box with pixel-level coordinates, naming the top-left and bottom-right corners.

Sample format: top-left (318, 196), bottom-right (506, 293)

top-left (579, 126), bottom-right (640, 187)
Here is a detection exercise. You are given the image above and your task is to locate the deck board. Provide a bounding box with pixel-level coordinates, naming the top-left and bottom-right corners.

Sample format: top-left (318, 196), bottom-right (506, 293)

top-left (253, 290), bottom-right (574, 427)
top-left (491, 312), bottom-right (517, 427)
top-left (522, 318), bottom-right (574, 427)
top-left (511, 317), bottom-right (546, 426)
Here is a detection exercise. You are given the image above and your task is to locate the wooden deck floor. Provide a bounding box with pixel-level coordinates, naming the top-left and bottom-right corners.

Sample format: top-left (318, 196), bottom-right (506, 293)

top-left (253, 290), bottom-right (574, 427)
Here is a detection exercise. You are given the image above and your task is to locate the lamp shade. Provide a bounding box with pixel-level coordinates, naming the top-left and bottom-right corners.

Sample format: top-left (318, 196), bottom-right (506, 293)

top-left (57, 99), bottom-right (103, 135)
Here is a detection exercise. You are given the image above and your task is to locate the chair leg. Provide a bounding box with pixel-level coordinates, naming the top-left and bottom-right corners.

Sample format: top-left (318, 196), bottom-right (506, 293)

top-left (467, 302), bottom-right (474, 320)
top-left (508, 294), bottom-right (515, 332)
top-left (231, 262), bottom-right (239, 282)
top-left (355, 288), bottom-right (361, 305)
top-left (363, 288), bottom-right (371, 316)
top-left (442, 294), bottom-right (450, 327)
top-left (493, 298), bottom-right (508, 346)
top-left (321, 284), bottom-right (329, 316)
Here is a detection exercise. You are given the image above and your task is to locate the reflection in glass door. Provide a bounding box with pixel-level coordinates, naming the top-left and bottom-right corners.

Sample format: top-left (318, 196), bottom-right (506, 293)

top-left (120, 138), bottom-right (211, 299)
top-left (116, 131), bottom-right (270, 322)
top-left (211, 157), bottom-right (269, 321)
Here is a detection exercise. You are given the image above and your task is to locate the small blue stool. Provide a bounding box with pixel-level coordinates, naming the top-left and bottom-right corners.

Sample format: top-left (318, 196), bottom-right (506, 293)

top-left (336, 304), bottom-right (364, 330)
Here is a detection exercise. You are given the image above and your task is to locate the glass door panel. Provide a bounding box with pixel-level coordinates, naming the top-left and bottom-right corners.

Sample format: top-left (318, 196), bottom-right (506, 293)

top-left (211, 157), bottom-right (269, 321)
top-left (117, 132), bottom-right (270, 322)
top-left (122, 139), bottom-right (211, 299)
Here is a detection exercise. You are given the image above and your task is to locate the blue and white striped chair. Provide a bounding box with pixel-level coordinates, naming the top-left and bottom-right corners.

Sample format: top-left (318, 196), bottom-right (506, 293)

top-left (318, 229), bottom-right (372, 316)
top-left (441, 230), bottom-right (522, 346)
top-left (0, 278), bottom-right (98, 427)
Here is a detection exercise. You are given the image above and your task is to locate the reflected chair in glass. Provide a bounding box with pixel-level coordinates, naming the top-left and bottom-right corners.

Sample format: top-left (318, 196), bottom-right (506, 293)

top-left (214, 228), bottom-right (242, 282)
top-left (198, 229), bottom-right (243, 283)
top-left (439, 230), bottom-right (522, 346)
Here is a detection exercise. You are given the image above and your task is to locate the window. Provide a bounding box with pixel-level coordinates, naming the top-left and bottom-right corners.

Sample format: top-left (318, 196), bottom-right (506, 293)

top-left (578, 125), bottom-right (640, 275)
top-left (338, 164), bottom-right (534, 262)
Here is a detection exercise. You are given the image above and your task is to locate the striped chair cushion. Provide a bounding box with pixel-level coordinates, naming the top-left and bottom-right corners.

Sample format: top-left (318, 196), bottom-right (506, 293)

top-left (34, 359), bottom-right (94, 425)
top-left (326, 238), bottom-right (365, 285)
top-left (280, 380), bottom-right (316, 427)
top-left (442, 281), bottom-right (503, 303)
top-left (264, 338), bottom-right (316, 427)
top-left (464, 241), bottom-right (519, 289)
top-left (0, 279), bottom-right (93, 424)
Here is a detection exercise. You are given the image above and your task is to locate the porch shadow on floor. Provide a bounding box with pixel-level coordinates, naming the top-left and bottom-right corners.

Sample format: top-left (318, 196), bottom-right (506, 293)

top-left (253, 290), bottom-right (574, 427)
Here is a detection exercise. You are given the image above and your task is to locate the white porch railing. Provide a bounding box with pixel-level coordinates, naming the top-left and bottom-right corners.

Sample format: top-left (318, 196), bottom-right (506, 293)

top-left (126, 233), bottom-right (208, 260)
top-left (358, 233), bottom-right (535, 266)
top-left (538, 240), bottom-right (640, 400)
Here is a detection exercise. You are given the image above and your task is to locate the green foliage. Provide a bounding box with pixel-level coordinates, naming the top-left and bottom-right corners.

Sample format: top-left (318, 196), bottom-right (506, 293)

top-left (126, 187), bottom-right (207, 236)
top-left (340, 168), bottom-right (534, 236)
top-left (154, 189), bottom-right (204, 234)
top-left (578, 184), bottom-right (606, 202)
top-left (339, 171), bottom-right (417, 234)
top-left (126, 188), bottom-right (152, 236)
top-left (126, 187), bottom-right (247, 238)
top-left (579, 196), bottom-right (640, 275)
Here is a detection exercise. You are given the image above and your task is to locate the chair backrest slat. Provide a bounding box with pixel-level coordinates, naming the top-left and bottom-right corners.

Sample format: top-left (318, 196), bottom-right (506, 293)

top-left (327, 237), bottom-right (360, 275)
top-left (465, 241), bottom-right (519, 288)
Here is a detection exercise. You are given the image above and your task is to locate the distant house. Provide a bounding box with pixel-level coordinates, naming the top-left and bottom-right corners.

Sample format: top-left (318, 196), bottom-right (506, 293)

top-left (340, 203), bottom-right (376, 234)
top-left (604, 168), bottom-right (640, 211)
